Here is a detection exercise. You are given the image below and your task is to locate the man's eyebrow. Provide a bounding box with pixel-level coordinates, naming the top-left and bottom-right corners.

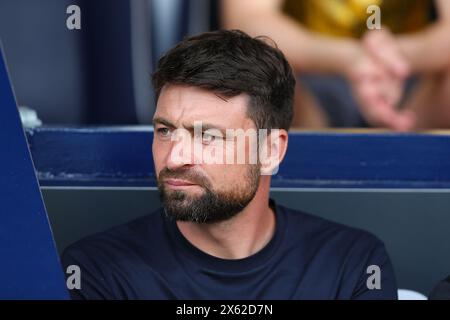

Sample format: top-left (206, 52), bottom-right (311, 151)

top-left (152, 117), bottom-right (175, 128)
top-left (184, 122), bottom-right (228, 135)
top-left (153, 117), bottom-right (228, 135)
top-left (214, 93), bottom-right (229, 102)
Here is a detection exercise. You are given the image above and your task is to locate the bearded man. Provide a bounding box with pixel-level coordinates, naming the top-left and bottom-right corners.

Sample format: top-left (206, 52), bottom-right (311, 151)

top-left (62, 30), bottom-right (397, 300)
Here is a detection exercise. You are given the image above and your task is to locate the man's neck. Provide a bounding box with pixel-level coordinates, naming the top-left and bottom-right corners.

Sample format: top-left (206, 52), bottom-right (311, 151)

top-left (176, 183), bottom-right (275, 260)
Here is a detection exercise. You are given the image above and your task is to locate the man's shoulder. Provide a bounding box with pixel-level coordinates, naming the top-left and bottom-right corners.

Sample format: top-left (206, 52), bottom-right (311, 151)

top-left (61, 208), bottom-right (169, 299)
top-left (279, 204), bottom-right (397, 300)
top-left (278, 203), bottom-right (385, 251)
top-left (62, 208), bottom-right (166, 263)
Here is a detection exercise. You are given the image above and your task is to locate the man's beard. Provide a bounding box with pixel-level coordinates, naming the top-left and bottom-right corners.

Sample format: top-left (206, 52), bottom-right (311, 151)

top-left (157, 165), bottom-right (260, 224)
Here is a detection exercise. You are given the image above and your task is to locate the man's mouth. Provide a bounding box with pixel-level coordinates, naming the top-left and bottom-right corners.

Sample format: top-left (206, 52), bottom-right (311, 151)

top-left (164, 178), bottom-right (199, 189)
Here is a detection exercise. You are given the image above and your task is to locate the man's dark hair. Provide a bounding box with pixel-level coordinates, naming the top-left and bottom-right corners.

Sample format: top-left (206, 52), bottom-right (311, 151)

top-left (152, 30), bottom-right (295, 131)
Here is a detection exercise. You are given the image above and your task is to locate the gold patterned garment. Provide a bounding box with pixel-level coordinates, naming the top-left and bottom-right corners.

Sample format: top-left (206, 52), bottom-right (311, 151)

top-left (283, 0), bottom-right (434, 38)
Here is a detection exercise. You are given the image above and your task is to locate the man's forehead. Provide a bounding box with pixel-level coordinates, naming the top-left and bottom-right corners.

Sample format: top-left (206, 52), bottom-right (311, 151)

top-left (154, 84), bottom-right (253, 128)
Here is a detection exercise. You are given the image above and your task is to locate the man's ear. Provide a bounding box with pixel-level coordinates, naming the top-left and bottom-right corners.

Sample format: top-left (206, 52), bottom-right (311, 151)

top-left (259, 129), bottom-right (288, 176)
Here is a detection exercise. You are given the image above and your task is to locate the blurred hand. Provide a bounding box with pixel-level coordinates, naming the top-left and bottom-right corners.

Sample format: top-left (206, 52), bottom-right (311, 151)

top-left (345, 29), bottom-right (416, 131)
top-left (363, 28), bottom-right (409, 79)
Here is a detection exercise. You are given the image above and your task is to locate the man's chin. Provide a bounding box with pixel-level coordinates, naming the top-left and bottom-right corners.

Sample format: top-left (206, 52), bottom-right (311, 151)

top-left (164, 189), bottom-right (205, 201)
top-left (164, 183), bottom-right (204, 193)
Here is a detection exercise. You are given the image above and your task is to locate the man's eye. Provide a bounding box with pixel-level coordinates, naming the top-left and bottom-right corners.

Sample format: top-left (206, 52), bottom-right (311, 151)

top-left (157, 127), bottom-right (170, 137)
top-left (202, 132), bottom-right (216, 143)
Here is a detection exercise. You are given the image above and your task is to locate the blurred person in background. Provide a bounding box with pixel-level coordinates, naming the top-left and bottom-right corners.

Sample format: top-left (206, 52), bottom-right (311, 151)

top-left (222, 0), bottom-right (450, 131)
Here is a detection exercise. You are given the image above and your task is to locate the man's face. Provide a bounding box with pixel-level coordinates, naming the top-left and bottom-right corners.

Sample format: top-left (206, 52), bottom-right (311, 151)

top-left (152, 85), bottom-right (261, 223)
